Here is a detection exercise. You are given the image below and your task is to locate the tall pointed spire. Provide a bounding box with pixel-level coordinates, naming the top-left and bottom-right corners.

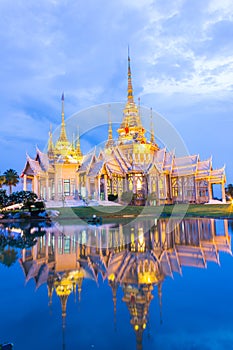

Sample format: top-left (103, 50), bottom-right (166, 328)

top-left (59, 93), bottom-right (68, 142)
top-left (117, 50), bottom-right (146, 143)
top-left (127, 47), bottom-right (134, 104)
top-left (48, 124), bottom-right (54, 157)
top-left (76, 126), bottom-right (83, 157)
top-left (105, 105), bottom-right (114, 148)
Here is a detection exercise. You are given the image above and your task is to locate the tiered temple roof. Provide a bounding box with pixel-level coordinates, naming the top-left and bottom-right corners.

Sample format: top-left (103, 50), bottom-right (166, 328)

top-left (20, 53), bottom-right (226, 204)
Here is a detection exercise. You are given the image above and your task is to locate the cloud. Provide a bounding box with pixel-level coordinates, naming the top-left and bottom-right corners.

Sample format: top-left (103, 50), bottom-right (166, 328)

top-left (0, 0), bottom-right (232, 181)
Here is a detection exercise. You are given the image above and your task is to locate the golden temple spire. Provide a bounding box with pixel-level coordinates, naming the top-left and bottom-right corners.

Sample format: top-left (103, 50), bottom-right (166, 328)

top-left (117, 51), bottom-right (146, 143)
top-left (76, 126), bottom-right (83, 157)
top-left (105, 105), bottom-right (114, 148)
top-left (48, 124), bottom-right (54, 157)
top-left (127, 47), bottom-right (134, 104)
top-left (150, 108), bottom-right (155, 144)
top-left (58, 93), bottom-right (68, 142)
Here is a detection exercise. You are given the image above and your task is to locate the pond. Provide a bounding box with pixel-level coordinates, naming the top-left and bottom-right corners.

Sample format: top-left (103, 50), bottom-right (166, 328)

top-left (0, 217), bottom-right (233, 350)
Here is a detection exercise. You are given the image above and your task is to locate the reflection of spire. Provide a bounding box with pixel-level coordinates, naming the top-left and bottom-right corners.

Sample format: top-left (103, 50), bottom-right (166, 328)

top-left (77, 275), bottom-right (83, 302)
top-left (47, 274), bottom-right (54, 310)
top-left (58, 93), bottom-right (68, 142)
top-left (136, 329), bottom-right (143, 350)
top-left (158, 282), bottom-right (163, 325)
top-left (55, 277), bottom-right (73, 350)
top-left (108, 275), bottom-right (118, 331)
top-left (68, 268), bottom-right (84, 303)
top-left (122, 283), bottom-right (153, 350)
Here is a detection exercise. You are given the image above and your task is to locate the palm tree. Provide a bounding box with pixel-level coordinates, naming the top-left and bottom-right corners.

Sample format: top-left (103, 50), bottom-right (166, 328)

top-left (3, 169), bottom-right (19, 195)
top-left (0, 175), bottom-right (5, 188)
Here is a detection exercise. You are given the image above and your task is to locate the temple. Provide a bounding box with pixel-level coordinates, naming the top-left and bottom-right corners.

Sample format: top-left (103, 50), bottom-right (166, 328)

top-left (21, 56), bottom-right (226, 205)
top-left (17, 218), bottom-right (231, 350)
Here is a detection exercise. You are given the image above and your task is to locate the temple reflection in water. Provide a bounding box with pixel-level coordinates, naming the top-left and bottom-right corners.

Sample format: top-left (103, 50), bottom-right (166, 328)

top-left (19, 218), bottom-right (231, 350)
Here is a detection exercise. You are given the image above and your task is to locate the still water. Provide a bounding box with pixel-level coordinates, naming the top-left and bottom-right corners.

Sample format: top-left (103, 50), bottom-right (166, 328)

top-left (0, 217), bottom-right (233, 350)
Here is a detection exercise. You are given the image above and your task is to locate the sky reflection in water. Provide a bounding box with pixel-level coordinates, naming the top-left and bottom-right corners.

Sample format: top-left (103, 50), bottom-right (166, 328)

top-left (0, 218), bottom-right (233, 350)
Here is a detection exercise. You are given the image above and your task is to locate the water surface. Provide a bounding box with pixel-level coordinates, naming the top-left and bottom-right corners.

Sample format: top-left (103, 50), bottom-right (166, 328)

top-left (0, 218), bottom-right (233, 350)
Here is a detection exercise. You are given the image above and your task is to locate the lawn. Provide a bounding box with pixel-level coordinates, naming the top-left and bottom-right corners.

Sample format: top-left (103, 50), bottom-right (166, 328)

top-left (49, 203), bottom-right (233, 222)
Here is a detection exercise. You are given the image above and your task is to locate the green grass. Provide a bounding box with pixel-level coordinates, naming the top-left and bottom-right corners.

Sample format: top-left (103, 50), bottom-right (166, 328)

top-left (49, 203), bottom-right (233, 222)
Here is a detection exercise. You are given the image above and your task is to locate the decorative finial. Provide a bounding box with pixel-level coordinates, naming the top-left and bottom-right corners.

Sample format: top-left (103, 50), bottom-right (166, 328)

top-left (58, 93), bottom-right (68, 142)
top-left (106, 104), bottom-right (114, 148)
top-left (48, 124), bottom-right (54, 156)
top-left (76, 126), bottom-right (82, 157)
top-left (127, 47), bottom-right (134, 103)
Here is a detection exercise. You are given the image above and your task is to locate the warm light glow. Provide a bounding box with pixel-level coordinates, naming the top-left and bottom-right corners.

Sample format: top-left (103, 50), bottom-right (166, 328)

top-left (136, 178), bottom-right (142, 190)
top-left (143, 323), bottom-right (146, 329)
top-left (138, 271), bottom-right (158, 284)
top-left (134, 325), bottom-right (139, 331)
top-left (138, 227), bottom-right (145, 252)
top-left (55, 279), bottom-right (73, 296)
top-left (108, 273), bottom-right (115, 282)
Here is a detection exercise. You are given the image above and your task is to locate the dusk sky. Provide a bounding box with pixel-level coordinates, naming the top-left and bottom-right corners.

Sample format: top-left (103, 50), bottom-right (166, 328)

top-left (0, 0), bottom-right (233, 186)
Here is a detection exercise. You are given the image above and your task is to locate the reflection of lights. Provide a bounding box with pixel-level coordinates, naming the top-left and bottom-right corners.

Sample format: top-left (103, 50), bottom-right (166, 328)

top-left (10, 227), bottom-right (23, 234)
top-left (108, 273), bottom-right (115, 282)
top-left (81, 230), bottom-right (86, 243)
top-left (138, 228), bottom-right (144, 244)
top-left (138, 227), bottom-right (145, 252)
top-left (55, 280), bottom-right (73, 296)
top-left (142, 323), bottom-right (146, 329)
top-left (138, 272), bottom-right (158, 284)
top-left (134, 325), bottom-right (139, 331)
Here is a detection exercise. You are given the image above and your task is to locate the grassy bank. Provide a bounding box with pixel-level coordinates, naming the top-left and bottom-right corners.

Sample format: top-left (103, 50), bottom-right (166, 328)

top-left (49, 204), bottom-right (233, 222)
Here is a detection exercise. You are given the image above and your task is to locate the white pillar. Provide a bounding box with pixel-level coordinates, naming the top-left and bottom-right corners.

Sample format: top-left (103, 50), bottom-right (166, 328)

top-left (54, 172), bottom-right (58, 201)
top-left (97, 176), bottom-right (101, 201)
top-left (23, 174), bottom-right (27, 191)
top-left (85, 176), bottom-right (89, 198)
top-left (94, 178), bottom-right (98, 200)
top-left (104, 174), bottom-right (108, 201)
top-left (33, 176), bottom-right (39, 196)
top-left (46, 174), bottom-right (49, 200)
top-left (208, 182), bottom-right (213, 201)
top-left (222, 182), bottom-right (226, 203)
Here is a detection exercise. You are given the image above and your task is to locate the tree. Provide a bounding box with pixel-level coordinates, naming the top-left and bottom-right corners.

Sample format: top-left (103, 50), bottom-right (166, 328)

top-left (0, 175), bottom-right (5, 188)
top-left (225, 184), bottom-right (233, 200)
top-left (0, 247), bottom-right (18, 268)
top-left (3, 169), bottom-right (19, 195)
top-left (8, 190), bottom-right (37, 205)
top-left (0, 189), bottom-right (8, 208)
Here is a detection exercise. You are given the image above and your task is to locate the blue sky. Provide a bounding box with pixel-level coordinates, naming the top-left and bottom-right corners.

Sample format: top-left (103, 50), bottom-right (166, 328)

top-left (0, 0), bottom-right (233, 185)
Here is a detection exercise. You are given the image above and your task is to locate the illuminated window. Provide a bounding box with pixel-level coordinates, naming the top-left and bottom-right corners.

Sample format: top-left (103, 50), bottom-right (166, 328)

top-left (137, 177), bottom-right (142, 190)
top-left (64, 179), bottom-right (70, 196)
